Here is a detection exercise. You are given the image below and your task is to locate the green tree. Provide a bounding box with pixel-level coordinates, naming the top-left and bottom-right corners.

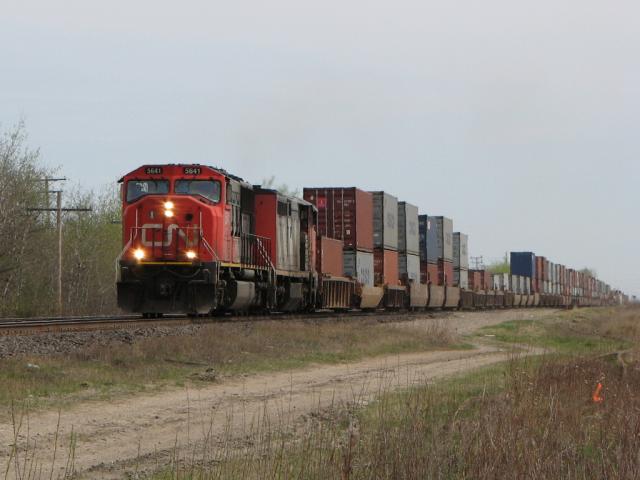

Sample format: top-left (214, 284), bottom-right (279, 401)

top-left (0, 123), bottom-right (123, 316)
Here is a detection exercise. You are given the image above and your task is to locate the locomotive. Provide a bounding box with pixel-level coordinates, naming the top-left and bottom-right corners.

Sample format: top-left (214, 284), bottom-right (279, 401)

top-left (117, 164), bottom-right (318, 316)
top-left (116, 164), bottom-right (625, 316)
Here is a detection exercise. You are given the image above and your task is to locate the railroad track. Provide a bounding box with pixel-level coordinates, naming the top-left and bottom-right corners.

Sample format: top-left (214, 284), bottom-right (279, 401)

top-left (0, 314), bottom-right (192, 335)
top-left (0, 309), bottom-right (446, 336)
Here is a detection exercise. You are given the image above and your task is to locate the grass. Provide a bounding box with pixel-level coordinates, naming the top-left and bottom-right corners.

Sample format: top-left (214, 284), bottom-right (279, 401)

top-left (0, 316), bottom-right (457, 414)
top-left (151, 306), bottom-right (640, 479)
top-left (478, 307), bottom-right (633, 354)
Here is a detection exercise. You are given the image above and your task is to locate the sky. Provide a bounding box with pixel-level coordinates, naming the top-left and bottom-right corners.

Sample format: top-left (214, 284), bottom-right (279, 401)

top-left (1, 0), bottom-right (639, 296)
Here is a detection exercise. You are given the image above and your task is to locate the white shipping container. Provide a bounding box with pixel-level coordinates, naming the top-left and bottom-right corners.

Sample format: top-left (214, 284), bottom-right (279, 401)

top-left (511, 275), bottom-right (521, 293)
top-left (372, 192), bottom-right (399, 250)
top-left (501, 273), bottom-right (510, 291)
top-left (454, 268), bottom-right (469, 289)
top-left (453, 233), bottom-right (469, 269)
top-left (399, 253), bottom-right (421, 284)
top-left (398, 202), bottom-right (420, 255)
top-left (343, 250), bottom-right (374, 287)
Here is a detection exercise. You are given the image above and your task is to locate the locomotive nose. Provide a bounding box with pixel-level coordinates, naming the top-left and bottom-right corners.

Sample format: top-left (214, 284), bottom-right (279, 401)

top-left (156, 274), bottom-right (175, 298)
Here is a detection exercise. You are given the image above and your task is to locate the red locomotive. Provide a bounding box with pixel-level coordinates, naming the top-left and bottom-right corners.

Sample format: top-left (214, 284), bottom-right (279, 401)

top-left (117, 164), bottom-right (318, 316)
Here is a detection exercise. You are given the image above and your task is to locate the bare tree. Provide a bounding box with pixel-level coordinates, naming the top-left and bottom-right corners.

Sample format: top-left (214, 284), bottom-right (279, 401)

top-left (0, 124), bottom-right (122, 317)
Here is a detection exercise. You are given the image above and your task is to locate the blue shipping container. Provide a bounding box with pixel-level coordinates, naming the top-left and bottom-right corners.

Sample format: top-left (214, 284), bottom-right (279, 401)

top-left (418, 215), bottom-right (438, 264)
top-left (510, 252), bottom-right (536, 279)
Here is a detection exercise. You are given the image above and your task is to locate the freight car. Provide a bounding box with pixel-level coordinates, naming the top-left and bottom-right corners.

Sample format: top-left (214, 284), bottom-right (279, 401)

top-left (116, 164), bottom-right (624, 316)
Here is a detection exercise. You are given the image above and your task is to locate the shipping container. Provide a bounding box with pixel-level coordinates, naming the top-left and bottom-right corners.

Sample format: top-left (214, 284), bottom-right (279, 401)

top-left (418, 215), bottom-right (438, 264)
top-left (303, 187), bottom-right (374, 251)
top-left (511, 275), bottom-right (521, 293)
top-left (343, 250), bottom-right (374, 287)
top-left (397, 202), bottom-right (419, 255)
top-left (510, 252), bottom-right (536, 278)
top-left (453, 233), bottom-right (469, 269)
top-left (438, 259), bottom-right (454, 287)
top-left (493, 274), bottom-right (504, 291)
top-left (399, 253), bottom-right (420, 284)
top-left (420, 261), bottom-right (439, 284)
top-left (482, 270), bottom-right (492, 291)
top-left (502, 273), bottom-right (511, 291)
top-left (454, 268), bottom-right (469, 289)
top-left (468, 270), bottom-right (483, 291)
top-left (374, 248), bottom-right (399, 286)
top-left (435, 217), bottom-right (454, 262)
top-left (371, 192), bottom-right (398, 250)
top-left (531, 277), bottom-right (539, 294)
top-left (317, 236), bottom-right (344, 277)
top-left (544, 259), bottom-right (550, 281)
top-left (535, 256), bottom-right (545, 285)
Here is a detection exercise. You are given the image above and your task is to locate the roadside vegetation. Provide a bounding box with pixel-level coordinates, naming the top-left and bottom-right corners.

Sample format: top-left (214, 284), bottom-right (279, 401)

top-left (153, 306), bottom-right (640, 479)
top-left (0, 316), bottom-right (455, 414)
top-left (478, 307), bottom-right (632, 354)
top-left (0, 123), bottom-right (121, 317)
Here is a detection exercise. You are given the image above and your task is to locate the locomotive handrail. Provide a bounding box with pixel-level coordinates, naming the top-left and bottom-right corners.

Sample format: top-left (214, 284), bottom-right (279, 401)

top-left (115, 237), bottom-right (133, 281)
top-left (238, 233), bottom-right (277, 306)
top-left (199, 231), bottom-right (219, 261)
top-left (239, 233), bottom-right (275, 271)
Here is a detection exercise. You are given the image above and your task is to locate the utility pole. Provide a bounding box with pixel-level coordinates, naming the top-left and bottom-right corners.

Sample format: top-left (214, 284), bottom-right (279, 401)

top-left (36, 178), bottom-right (66, 226)
top-left (28, 182), bottom-right (91, 315)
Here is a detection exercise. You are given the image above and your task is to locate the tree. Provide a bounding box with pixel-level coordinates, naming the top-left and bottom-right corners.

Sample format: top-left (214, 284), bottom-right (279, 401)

top-left (0, 122), bottom-right (54, 315)
top-left (486, 253), bottom-right (510, 274)
top-left (261, 176), bottom-right (301, 197)
top-left (487, 260), bottom-right (510, 274)
top-left (580, 268), bottom-right (597, 278)
top-left (0, 123), bottom-right (122, 316)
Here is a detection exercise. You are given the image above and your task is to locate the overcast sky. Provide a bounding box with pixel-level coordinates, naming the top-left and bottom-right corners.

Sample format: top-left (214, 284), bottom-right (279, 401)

top-left (2, 0), bottom-right (638, 295)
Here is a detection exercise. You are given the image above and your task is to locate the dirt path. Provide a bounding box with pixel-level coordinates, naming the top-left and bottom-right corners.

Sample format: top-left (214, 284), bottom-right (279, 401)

top-left (0, 309), bottom-right (555, 479)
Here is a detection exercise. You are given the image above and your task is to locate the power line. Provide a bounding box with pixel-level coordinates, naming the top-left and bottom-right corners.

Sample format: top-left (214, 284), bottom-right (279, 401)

top-left (470, 256), bottom-right (485, 270)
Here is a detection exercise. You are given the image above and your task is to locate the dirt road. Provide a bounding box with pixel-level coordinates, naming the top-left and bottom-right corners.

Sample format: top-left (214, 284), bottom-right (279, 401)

top-left (0, 309), bottom-right (554, 479)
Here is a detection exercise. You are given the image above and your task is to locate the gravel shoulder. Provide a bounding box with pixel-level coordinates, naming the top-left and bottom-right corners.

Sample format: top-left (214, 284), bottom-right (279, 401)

top-left (0, 309), bottom-right (556, 479)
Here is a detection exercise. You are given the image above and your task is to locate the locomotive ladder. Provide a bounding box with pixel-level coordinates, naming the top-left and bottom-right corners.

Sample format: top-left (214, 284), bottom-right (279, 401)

top-left (254, 237), bottom-right (277, 308)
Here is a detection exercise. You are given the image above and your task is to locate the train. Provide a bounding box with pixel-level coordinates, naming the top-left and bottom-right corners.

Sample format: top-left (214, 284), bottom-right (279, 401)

top-left (116, 164), bottom-right (627, 317)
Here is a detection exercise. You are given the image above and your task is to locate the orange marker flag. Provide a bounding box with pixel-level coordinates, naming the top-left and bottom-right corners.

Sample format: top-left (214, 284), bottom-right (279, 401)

top-left (592, 382), bottom-right (604, 403)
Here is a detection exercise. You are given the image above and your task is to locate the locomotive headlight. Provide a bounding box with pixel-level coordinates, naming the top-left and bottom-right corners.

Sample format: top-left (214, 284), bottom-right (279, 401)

top-left (185, 250), bottom-right (197, 260)
top-left (164, 209), bottom-right (174, 218)
top-left (133, 248), bottom-right (145, 260)
top-left (164, 201), bottom-right (174, 210)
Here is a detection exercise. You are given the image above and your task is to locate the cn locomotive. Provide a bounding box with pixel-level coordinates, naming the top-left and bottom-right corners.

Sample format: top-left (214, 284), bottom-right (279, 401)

top-left (116, 164), bottom-right (624, 316)
top-left (117, 164), bottom-right (318, 316)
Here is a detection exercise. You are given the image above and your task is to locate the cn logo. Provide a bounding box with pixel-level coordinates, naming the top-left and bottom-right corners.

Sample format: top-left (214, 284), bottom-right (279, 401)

top-left (141, 224), bottom-right (197, 247)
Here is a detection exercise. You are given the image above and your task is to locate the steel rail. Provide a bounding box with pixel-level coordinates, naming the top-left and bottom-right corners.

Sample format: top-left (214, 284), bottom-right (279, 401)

top-left (0, 309), bottom-right (445, 336)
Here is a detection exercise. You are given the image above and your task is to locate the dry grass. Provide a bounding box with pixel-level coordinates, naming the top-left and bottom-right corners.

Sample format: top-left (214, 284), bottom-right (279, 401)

top-left (0, 316), bottom-right (456, 412)
top-left (152, 306), bottom-right (640, 480)
top-left (154, 354), bottom-right (640, 480)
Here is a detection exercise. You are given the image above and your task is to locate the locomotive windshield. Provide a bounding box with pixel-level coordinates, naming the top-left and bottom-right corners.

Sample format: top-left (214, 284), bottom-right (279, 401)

top-left (126, 180), bottom-right (169, 202)
top-left (175, 180), bottom-right (221, 203)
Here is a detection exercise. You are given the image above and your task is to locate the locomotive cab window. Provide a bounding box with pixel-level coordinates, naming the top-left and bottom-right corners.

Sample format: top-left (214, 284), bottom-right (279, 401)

top-left (175, 180), bottom-right (221, 203)
top-left (126, 180), bottom-right (169, 202)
